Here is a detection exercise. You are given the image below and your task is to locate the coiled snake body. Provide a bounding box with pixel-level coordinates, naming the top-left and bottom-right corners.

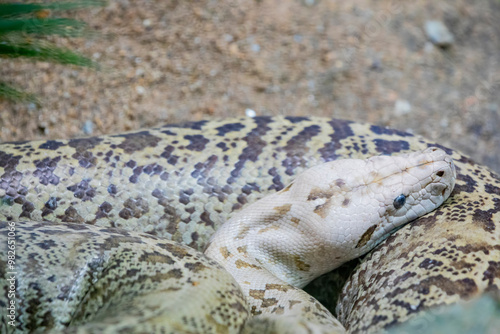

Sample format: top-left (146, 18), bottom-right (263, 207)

top-left (0, 116), bottom-right (499, 333)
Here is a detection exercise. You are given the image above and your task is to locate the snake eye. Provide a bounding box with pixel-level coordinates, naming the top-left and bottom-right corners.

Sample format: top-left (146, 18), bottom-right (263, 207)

top-left (393, 194), bottom-right (406, 210)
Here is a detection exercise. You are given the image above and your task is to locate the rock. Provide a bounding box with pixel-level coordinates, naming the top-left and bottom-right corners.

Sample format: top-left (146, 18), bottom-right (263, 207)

top-left (424, 21), bottom-right (454, 47)
top-left (82, 120), bottom-right (94, 135)
top-left (136, 86), bottom-right (146, 95)
top-left (251, 43), bottom-right (261, 53)
top-left (245, 108), bottom-right (256, 117)
top-left (394, 99), bottom-right (412, 116)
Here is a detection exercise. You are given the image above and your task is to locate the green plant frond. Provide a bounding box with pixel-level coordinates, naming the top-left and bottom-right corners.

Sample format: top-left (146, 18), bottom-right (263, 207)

top-left (0, 1), bottom-right (107, 18)
top-left (0, 82), bottom-right (39, 103)
top-left (0, 18), bottom-right (89, 37)
top-left (0, 1), bottom-right (105, 104)
top-left (0, 41), bottom-right (98, 69)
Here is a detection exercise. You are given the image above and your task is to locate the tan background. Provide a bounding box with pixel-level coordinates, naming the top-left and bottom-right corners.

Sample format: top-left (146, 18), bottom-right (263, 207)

top-left (1, 0), bottom-right (499, 174)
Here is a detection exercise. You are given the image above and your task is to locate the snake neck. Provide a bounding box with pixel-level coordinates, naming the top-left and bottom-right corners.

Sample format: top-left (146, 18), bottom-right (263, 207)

top-left (203, 194), bottom-right (344, 290)
top-left (204, 215), bottom-right (338, 322)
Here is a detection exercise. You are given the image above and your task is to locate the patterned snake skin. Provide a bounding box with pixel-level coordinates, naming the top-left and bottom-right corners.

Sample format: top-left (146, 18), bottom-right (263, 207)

top-left (0, 116), bottom-right (499, 333)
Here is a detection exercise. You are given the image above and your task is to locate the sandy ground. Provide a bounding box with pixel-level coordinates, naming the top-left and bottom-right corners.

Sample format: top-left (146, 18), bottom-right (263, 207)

top-left (1, 0), bottom-right (500, 174)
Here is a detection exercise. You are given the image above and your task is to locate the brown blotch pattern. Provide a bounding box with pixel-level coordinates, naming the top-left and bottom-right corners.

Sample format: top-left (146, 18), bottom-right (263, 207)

top-left (119, 197), bottom-right (149, 220)
top-left (355, 225), bottom-right (378, 249)
top-left (33, 157), bottom-right (61, 185)
top-left (273, 203), bottom-right (292, 215)
top-left (294, 255), bottom-right (311, 272)
top-left (57, 206), bottom-right (85, 223)
top-left (280, 182), bottom-right (293, 193)
top-left (219, 246), bottom-right (231, 259)
top-left (265, 284), bottom-right (289, 292)
top-left (235, 259), bottom-right (262, 270)
top-left (67, 179), bottom-right (96, 201)
top-left (314, 201), bottom-right (333, 219)
top-left (248, 290), bottom-right (279, 309)
top-left (307, 187), bottom-right (335, 201)
top-left (115, 131), bottom-right (162, 154)
top-left (236, 246), bottom-right (248, 254)
top-left (308, 187), bottom-right (337, 218)
top-left (281, 124), bottom-right (321, 176)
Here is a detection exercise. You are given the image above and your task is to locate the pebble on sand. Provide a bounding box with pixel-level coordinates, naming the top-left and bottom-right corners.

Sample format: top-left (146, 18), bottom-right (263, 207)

top-left (424, 21), bottom-right (455, 47)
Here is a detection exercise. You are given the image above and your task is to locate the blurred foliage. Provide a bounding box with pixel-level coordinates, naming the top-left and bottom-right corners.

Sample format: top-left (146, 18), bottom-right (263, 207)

top-left (0, 1), bottom-right (106, 103)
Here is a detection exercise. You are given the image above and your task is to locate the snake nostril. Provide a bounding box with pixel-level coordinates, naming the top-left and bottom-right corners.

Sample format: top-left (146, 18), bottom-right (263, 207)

top-left (436, 171), bottom-right (444, 177)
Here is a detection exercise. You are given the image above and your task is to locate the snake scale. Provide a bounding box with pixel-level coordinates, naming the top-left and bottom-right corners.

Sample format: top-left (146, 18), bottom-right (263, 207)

top-left (0, 116), bottom-right (499, 333)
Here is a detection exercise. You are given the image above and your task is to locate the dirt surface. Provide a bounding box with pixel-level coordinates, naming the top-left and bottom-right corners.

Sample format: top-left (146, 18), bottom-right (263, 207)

top-left (1, 0), bottom-right (500, 174)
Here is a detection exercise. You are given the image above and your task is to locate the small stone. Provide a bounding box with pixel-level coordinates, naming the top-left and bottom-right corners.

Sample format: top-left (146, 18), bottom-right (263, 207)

top-left (440, 118), bottom-right (449, 128)
top-left (394, 99), bottom-right (412, 116)
top-left (82, 120), bottom-right (94, 135)
top-left (135, 68), bottom-right (145, 77)
top-left (250, 43), bottom-right (260, 53)
top-left (370, 58), bottom-right (382, 71)
top-left (245, 109), bottom-right (256, 117)
top-left (142, 19), bottom-right (151, 27)
top-left (424, 21), bottom-right (454, 47)
top-left (136, 86), bottom-right (146, 95)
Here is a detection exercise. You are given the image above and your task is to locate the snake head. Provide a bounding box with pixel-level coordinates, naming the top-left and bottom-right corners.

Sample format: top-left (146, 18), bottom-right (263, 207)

top-left (286, 146), bottom-right (456, 284)
top-left (277, 147), bottom-right (455, 287)
top-left (352, 147), bottom-right (456, 249)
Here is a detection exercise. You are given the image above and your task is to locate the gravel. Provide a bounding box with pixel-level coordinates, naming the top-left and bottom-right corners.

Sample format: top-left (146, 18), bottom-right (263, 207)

top-left (1, 0), bottom-right (499, 174)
